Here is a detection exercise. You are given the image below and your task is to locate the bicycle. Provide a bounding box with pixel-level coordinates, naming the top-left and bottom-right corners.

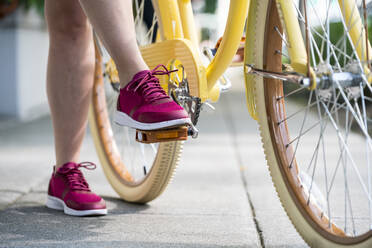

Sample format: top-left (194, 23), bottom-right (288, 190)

top-left (88, 0), bottom-right (372, 247)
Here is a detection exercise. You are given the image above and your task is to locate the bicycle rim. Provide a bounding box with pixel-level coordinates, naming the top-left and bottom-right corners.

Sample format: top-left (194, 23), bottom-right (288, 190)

top-left (246, 0), bottom-right (372, 246)
top-left (89, 0), bottom-right (182, 203)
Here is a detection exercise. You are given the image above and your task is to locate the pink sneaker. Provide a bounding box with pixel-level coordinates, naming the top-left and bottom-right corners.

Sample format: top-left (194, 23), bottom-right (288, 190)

top-left (46, 162), bottom-right (107, 216)
top-left (114, 65), bottom-right (192, 130)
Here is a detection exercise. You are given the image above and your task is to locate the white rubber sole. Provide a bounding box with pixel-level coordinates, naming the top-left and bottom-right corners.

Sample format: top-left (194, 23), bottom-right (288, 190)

top-left (46, 195), bottom-right (107, 216)
top-left (114, 110), bottom-right (192, 130)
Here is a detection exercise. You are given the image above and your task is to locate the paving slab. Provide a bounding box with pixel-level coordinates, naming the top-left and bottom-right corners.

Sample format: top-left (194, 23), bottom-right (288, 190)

top-left (223, 68), bottom-right (371, 246)
top-left (220, 69), bottom-right (309, 248)
top-left (0, 67), bottom-right (319, 247)
top-left (1, 65), bottom-right (369, 248)
top-left (0, 117), bottom-right (55, 209)
top-left (0, 102), bottom-right (259, 247)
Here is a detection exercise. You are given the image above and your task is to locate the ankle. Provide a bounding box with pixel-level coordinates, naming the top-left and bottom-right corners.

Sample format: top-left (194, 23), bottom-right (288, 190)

top-left (118, 65), bottom-right (149, 88)
top-left (55, 161), bottom-right (78, 171)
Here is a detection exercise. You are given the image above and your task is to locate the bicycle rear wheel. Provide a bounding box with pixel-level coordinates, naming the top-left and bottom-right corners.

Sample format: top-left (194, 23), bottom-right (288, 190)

top-left (89, 1), bottom-right (182, 203)
top-left (246, 0), bottom-right (372, 246)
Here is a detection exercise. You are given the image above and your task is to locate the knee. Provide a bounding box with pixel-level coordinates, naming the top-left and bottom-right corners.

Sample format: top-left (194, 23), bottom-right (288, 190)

top-left (45, 2), bottom-right (90, 42)
top-left (47, 16), bottom-right (90, 42)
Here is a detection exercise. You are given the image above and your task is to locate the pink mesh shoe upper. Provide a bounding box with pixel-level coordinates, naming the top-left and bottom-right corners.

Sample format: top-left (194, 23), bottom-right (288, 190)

top-left (48, 162), bottom-right (106, 211)
top-left (117, 65), bottom-right (189, 124)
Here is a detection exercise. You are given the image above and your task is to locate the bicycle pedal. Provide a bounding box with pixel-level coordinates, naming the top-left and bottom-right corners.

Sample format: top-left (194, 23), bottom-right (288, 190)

top-left (136, 126), bottom-right (188, 144)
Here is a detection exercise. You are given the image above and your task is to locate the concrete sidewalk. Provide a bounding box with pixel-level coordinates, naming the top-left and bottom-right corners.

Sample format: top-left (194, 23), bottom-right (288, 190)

top-left (0, 71), bottom-right (307, 247)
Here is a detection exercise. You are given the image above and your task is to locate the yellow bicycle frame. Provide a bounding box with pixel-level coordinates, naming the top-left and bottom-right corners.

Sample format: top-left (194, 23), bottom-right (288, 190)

top-left (152, 0), bottom-right (250, 102)
top-left (276, 0), bottom-right (308, 75)
top-left (338, 0), bottom-right (372, 81)
top-left (276, 0), bottom-right (372, 84)
top-left (151, 0), bottom-right (371, 103)
top-left (278, 0), bottom-right (371, 83)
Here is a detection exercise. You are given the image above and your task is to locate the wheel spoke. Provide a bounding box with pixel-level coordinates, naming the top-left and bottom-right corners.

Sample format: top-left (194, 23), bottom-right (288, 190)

top-left (327, 108), bottom-right (353, 196)
top-left (315, 92), bottom-right (332, 226)
top-left (320, 99), bottom-right (372, 206)
top-left (278, 85), bottom-right (308, 101)
top-left (269, 0), bottom-right (372, 237)
top-left (278, 100), bottom-right (317, 124)
top-left (288, 90), bottom-right (314, 168)
top-left (286, 99), bottom-right (346, 147)
top-left (360, 82), bottom-right (372, 227)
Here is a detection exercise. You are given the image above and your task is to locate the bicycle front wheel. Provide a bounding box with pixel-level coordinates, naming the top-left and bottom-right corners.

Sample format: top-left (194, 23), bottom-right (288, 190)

top-left (89, 1), bottom-right (183, 203)
top-left (246, 0), bottom-right (372, 246)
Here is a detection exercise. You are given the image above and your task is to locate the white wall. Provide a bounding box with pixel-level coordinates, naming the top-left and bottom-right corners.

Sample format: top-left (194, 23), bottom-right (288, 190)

top-left (0, 29), bottom-right (18, 117)
top-left (17, 28), bottom-right (49, 120)
top-left (193, 0), bottom-right (229, 44)
top-left (216, 0), bottom-right (229, 38)
top-left (0, 8), bottom-right (49, 121)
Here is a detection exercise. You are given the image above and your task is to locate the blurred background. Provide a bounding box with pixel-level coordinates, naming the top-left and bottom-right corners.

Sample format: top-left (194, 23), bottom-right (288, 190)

top-left (2, 2), bottom-right (372, 246)
top-left (0, 0), bottom-right (227, 125)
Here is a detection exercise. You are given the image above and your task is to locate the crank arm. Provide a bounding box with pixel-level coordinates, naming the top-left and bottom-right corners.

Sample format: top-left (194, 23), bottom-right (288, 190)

top-left (187, 124), bottom-right (199, 139)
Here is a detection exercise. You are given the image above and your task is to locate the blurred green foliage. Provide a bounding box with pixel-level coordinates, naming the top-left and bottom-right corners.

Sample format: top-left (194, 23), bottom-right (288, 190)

top-left (200, 0), bottom-right (218, 41)
top-left (0, 0), bottom-right (44, 16)
top-left (311, 17), bottom-right (372, 67)
top-left (203, 0), bottom-right (217, 14)
top-left (20, 0), bottom-right (44, 16)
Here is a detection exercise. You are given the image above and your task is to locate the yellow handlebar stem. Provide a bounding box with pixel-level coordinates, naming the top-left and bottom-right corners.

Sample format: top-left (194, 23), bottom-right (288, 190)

top-left (206, 0), bottom-right (250, 90)
top-left (152, 0), bottom-right (184, 40)
top-left (177, 0), bottom-right (199, 48)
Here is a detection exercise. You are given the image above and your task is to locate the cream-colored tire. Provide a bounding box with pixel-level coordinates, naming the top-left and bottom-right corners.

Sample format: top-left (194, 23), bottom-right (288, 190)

top-left (88, 47), bottom-right (183, 203)
top-left (245, 0), bottom-right (372, 247)
top-left (88, 1), bottom-right (184, 204)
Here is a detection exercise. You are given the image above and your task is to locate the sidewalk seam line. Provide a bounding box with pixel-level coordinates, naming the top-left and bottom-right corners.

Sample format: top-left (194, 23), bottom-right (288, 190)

top-left (222, 96), bottom-right (266, 248)
top-left (0, 175), bottom-right (49, 210)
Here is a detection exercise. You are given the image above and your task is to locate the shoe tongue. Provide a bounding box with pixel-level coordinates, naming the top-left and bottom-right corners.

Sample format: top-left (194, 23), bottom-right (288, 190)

top-left (125, 70), bottom-right (151, 89)
top-left (58, 162), bottom-right (78, 171)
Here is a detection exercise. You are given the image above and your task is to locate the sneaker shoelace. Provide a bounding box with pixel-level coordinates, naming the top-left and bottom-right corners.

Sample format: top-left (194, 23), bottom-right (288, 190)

top-left (58, 162), bottom-right (96, 191)
top-left (128, 64), bottom-right (177, 103)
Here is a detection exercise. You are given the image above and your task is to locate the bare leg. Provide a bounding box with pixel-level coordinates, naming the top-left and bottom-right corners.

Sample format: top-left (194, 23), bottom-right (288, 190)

top-left (45, 0), bottom-right (95, 169)
top-left (79, 0), bottom-right (149, 87)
